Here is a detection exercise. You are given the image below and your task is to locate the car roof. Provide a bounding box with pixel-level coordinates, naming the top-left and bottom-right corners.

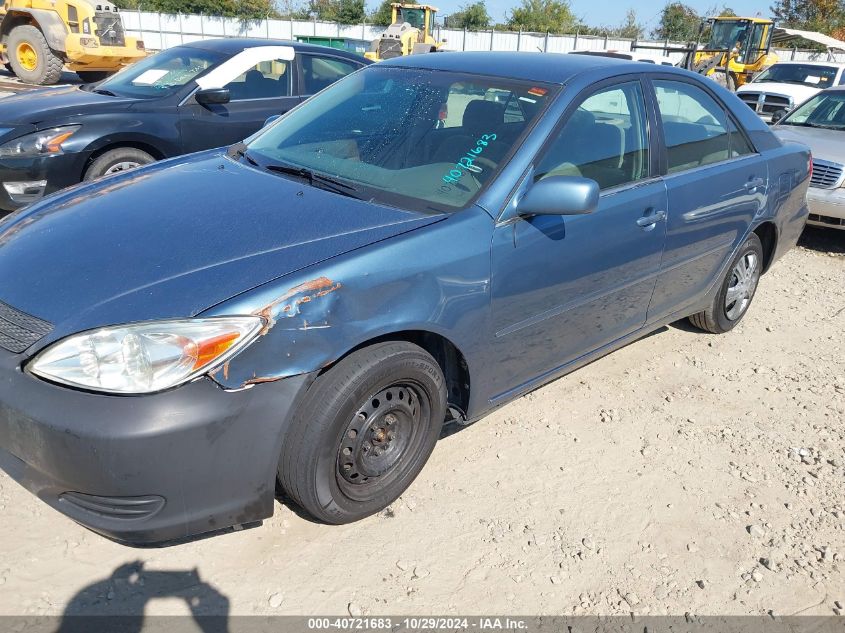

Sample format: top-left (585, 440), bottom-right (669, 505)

top-left (380, 51), bottom-right (666, 84)
top-left (771, 60), bottom-right (845, 67)
top-left (180, 37), bottom-right (365, 61)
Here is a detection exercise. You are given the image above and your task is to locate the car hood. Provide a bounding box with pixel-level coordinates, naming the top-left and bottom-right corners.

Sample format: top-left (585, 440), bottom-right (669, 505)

top-left (0, 151), bottom-right (445, 341)
top-left (0, 85), bottom-right (135, 127)
top-left (738, 82), bottom-right (819, 104)
top-left (773, 125), bottom-right (845, 162)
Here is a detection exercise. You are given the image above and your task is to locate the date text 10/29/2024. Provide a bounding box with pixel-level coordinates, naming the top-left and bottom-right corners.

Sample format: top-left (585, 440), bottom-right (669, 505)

top-left (307, 617), bottom-right (528, 630)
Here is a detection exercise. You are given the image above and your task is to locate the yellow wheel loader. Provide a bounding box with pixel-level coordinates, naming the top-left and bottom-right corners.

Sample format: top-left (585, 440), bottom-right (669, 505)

top-left (633, 16), bottom-right (777, 92)
top-left (689, 16), bottom-right (778, 91)
top-left (0, 0), bottom-right (146, 85)
top-left (366, 3), bottom-right (443, 61)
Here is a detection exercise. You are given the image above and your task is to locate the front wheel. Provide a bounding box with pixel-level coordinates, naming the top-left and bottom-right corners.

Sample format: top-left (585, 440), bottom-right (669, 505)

top-left (689, 233), bottom-right (763, 333)
top-left (84, 147), bottom-right (155, 181)
top-left (278, 341), bottom-right (447, 524)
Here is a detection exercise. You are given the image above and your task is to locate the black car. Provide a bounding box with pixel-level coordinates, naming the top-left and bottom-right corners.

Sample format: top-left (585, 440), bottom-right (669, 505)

top-left (0, 38), bottom-right (368, 211)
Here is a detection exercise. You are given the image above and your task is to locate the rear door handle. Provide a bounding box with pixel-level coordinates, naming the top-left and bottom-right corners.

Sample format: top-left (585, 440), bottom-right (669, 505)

top-left (636, 209), bottom-right (667, 227)
top-left (744, 177), bottom-right (766, 192)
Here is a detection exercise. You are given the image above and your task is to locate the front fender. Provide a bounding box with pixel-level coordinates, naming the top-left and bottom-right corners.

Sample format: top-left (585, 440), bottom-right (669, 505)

top-left (202, 207), bottom-right (494, 400)
top-left (3, 10), bottom-right (69, 52)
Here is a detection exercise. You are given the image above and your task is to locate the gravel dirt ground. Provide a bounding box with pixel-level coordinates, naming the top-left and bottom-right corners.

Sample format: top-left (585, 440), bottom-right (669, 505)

top-left (0, 227), bottom-right (843, 619)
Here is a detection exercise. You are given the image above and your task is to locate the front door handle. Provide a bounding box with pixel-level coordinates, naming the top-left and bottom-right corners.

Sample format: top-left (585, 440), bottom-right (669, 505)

top-left (636, 209), bottom-right (667, 228)
top-left (744, 177), bottom-right (766, 192)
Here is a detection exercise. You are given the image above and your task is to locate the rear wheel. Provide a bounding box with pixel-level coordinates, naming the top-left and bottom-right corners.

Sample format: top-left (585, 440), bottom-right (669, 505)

top-left (689, 233), bottom-right (763, 333)
top-left (77, 71), bottom-right (113, 83)
top-left (7, 25), bottom-right (63, 85)
top-left (278, 341), bottom-right (446, 524)
top-left (84, 147), bottom-right (155, 181)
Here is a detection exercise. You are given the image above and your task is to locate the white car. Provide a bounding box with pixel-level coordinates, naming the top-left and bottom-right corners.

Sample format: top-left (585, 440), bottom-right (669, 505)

top-left (737, 60), bottom-right (845, 122)
top-left (773, 86), bottom-right (845, 230)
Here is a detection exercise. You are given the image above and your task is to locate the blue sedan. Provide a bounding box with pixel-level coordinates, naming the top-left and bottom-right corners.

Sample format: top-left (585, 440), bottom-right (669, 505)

top-left (0, 52), bottom-right (810, 544)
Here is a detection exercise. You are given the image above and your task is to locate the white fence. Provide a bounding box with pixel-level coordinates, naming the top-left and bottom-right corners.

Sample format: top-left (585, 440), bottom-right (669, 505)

top-left (118, 10), bottom-right (845, 64)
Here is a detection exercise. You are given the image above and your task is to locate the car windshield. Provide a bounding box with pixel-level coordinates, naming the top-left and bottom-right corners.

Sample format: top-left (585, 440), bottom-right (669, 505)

top-left (246, 66), bottom-right (556, 213)
top-left (781, 90), bottom-right (845, 129)
top-left (708, 20), bottom-right (750, 50)
top-left (753, 64), bottom-right (839, 87)
top-left (94, 46), bottom-right (226, 98)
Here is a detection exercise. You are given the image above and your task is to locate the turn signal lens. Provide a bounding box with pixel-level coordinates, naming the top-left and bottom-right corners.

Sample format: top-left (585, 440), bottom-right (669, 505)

top-left (0, 126), bottom-right (81, 158)
top-left (29, 317), bottom-right (263, 394)
top-left (45, 130), bottom-right (76, 153)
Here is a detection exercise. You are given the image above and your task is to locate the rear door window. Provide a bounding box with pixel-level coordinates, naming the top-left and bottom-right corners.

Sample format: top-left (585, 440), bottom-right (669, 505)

top-left (654, 80), bottom-right (755, 172)
top-left (301, 55), bottom-right (363, 95)
top-left (654, 80), bottom-right (731, 173)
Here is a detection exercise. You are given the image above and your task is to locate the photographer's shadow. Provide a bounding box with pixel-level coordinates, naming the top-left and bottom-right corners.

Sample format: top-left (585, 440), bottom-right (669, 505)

top-left (56, 560), bottom-right (230, 633)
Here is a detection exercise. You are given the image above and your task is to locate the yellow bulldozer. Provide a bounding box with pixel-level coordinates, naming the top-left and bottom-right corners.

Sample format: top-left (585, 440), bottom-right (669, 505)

top-left (365, 3), bottom-right (443, 61)
top-left (0, 0), bottom-right (146, 85)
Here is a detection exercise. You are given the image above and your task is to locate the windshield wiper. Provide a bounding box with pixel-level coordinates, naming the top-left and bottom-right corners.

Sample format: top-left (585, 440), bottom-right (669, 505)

top-left (262, 162), bottom-right (365, 199)
top-left (92, 88), bottom-right (118, 96)
top-left (801, 122), bottom-right (842, 130)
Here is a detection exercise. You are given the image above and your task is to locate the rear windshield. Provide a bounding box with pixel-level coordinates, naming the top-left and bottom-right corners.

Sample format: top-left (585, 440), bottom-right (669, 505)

top-left (246, 66), bottom-right (557, 213)
top-left (753, 64), bottom-right (840, 88)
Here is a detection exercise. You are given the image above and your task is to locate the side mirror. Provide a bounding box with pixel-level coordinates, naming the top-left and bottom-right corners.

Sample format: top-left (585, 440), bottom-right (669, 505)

top-left (264, 114), bottom-right (281, 128)
top-left (770, 109), bottom-right (787, 124)
top-left (518, 176), bottom-right (599, 216)
top-left (195, 87), bottom-right (230, 105)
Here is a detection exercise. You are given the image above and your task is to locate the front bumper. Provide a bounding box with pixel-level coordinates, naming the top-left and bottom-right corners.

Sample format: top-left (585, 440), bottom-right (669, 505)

top-left (0, 153), bottom-right (86, 211)
top-left (64, 34), bottom-right (147, 70)
top-left (806, 186), bottom-right (845, 230)
top-left (0, 346), bottom-right (316, 545)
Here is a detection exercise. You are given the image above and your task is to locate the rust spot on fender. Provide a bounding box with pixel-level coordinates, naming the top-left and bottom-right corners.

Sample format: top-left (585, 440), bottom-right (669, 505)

top-left (253, 276), bottom-right (342, 334)
top-left (243, 375), bottom-right (283, 386)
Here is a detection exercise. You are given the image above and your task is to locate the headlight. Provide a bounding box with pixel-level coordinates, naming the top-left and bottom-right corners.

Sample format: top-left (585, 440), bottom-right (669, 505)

top-left (29, 317), bottom-right (264, 394)
top-left (0, 126), bottom-right (81, 158)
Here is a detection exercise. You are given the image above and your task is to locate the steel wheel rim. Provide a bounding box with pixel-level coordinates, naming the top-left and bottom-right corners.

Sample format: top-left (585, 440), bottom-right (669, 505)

top-left (17, 43), bottom-right (37, 72)
top-left (104, 161), bottom-right (141, 175)
top-left (336, 382), bottom-right (429, 501)
top-left (725, 251), bottom-right (759, 320)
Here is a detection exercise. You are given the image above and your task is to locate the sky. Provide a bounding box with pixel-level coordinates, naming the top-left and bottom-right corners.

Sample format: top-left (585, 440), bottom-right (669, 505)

top-left (418, 0), bottom-right (772, 31)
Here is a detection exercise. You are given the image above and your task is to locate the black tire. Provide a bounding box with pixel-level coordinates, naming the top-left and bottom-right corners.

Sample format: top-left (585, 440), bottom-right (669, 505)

top-left (77, 71), bottom-right (113, 83)
top-left (689, 233), bottom-right (763, 334)
top-left (84, 147), bottom-right (155, 181)
top-left (7, 25), bottom-right (63, 85)
top-left (3, 62), bottom-right (12, 74)
top-left (278, 341), bottom-right (447, 524)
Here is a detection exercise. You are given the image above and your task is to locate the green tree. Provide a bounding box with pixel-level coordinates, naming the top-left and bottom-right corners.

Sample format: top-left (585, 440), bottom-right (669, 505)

top-left (370, 0), bottom-right (394, 25)
top-left (448, 1), bottom-right (491, 28)
top-left (235, 0), bottom-right (279, 19)
top-left (506, 0), bottom-right (579, 33)
top-left (652, 2), bottom-right (701, 40)
top-left (615, 8), bottom-right (644, 38)
top-left (771, 0), bottom-right (845, 33)
top-left (334, 0), bottom-right (366, 23)
top-left (115, 0), bottom-right (281, 18)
